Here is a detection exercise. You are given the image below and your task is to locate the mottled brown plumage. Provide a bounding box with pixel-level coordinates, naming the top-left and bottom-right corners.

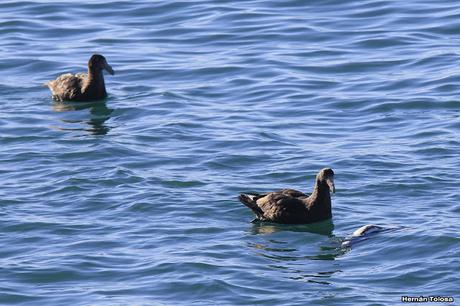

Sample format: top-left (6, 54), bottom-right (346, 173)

top-left (45, 54), bottom-right (114, 102)
top-left (238, 168), bottom-right (335, 224)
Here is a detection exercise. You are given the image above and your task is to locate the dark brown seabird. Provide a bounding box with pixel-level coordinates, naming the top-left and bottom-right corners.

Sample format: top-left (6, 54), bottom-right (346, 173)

top-left (45, 54), bottom-right (114, 102)
top-left (238, 168), bottom-right (335, 224)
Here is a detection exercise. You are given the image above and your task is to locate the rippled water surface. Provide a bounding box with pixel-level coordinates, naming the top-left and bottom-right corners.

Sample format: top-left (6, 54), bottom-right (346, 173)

top-left (1, 1), bottom-right (459, 305)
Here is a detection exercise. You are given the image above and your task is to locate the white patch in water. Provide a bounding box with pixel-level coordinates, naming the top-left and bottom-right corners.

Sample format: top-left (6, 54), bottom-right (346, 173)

top-left (352, 224), bottom-right (382, 237)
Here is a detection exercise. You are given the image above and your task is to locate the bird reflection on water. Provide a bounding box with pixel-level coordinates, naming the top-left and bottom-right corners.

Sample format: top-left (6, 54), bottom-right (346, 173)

top-left (52, 101), bottom-right (113, 135)
top-left (247, 221), bottom-right (404, 284)
top-left (247, 219), bottom-right (343, 285)
top-left (249, 219), bottom-right (335, 237)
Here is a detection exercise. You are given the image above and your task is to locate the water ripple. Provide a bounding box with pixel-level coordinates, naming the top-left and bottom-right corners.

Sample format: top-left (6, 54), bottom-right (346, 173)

top-left (1, 0), bottom-right (460, 305)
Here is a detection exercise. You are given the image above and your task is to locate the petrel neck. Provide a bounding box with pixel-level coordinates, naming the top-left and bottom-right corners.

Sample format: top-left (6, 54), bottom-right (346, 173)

top-left (308, 179), bottom-right (332, 216)
top-left (85, 67), bottom-right (107, 98)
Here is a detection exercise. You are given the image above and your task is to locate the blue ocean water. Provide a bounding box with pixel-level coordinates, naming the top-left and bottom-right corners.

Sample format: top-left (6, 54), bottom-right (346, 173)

top-left (0, 0), bottom-right (459, 305)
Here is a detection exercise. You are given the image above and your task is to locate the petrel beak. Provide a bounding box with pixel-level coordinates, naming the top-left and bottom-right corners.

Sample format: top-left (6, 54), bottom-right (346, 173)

top-left (103, 60), bottom-right (115, 75)
top-left (327, 177), bottom-right (335, 193)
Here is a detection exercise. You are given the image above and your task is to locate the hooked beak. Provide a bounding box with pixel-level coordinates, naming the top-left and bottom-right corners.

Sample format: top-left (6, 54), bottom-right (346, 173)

top-left (327, 177), bottom-right (335, 193)
top-left (103, 60), bottom-right (115, 75)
